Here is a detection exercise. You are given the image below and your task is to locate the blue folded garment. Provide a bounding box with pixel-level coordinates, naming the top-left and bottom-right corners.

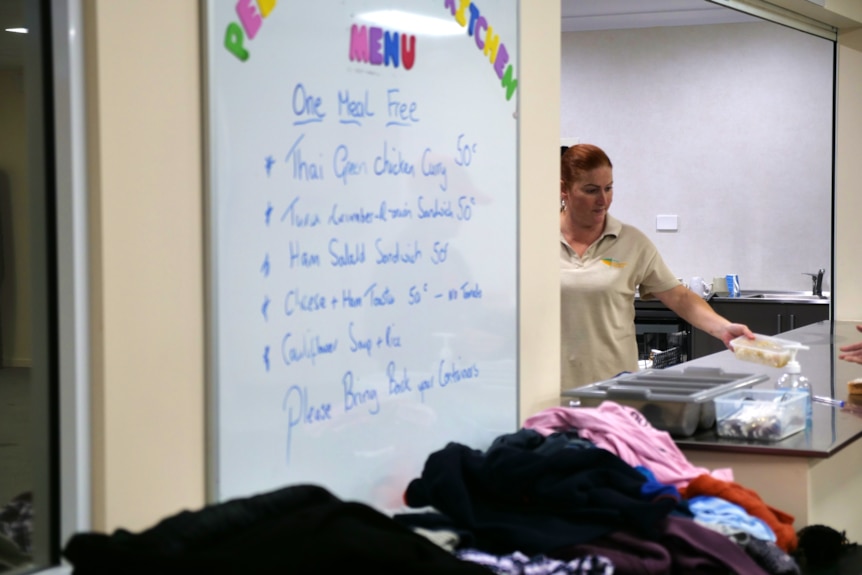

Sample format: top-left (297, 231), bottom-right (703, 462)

top-left (688, 495), bottom-right (776, 542)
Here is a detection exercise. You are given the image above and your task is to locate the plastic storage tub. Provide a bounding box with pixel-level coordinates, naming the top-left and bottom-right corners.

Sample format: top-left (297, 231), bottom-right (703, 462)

top-left (730, 334), bottom-right (798, 368)
top-left (715, 388), bottom-right (809, 441)
top-left (561, 367), bottom-right (769, 437)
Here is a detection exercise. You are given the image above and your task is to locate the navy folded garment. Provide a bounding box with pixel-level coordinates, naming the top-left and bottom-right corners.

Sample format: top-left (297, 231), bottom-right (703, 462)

top-left (403, 441), bottom-right (676, 555)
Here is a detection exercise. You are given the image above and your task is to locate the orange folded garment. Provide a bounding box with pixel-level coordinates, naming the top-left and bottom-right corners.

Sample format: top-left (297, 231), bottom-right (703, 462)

top-left (682, 473), bottom-right (798, 552)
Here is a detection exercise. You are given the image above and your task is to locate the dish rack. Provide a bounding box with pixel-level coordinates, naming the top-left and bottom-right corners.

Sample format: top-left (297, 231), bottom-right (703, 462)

top-left (651, 347), bottom-right (681, 368)
top-left (648, 330), bottom-right (687, 368)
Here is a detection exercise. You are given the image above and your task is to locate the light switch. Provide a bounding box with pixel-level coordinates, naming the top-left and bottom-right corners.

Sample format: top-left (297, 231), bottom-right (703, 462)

top-left (656, 214), bottom-right (678, 232)
top-left (560, 137), bottom-right (580, 147)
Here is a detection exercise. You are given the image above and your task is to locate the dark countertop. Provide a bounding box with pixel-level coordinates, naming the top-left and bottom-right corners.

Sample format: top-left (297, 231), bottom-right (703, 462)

top-left (671, 319), bottom-right (862, 458)
top-left (636, 290), bottom-right (830, 306)
top-left (709, 292), bottom-right (830, 304)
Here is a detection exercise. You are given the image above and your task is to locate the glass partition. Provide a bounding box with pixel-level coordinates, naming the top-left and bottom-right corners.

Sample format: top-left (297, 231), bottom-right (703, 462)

top-left (0, 0), bottom-right (60, 571)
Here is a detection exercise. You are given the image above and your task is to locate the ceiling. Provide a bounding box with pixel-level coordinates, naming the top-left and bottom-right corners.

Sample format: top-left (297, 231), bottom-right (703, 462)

top-left (561, 0), bottom-right (760, 32)
top-left (0, 1), bottom-right (765, 65)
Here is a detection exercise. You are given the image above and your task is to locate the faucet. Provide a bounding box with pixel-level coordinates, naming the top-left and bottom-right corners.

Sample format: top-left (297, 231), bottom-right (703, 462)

top-left (803, 268), bottom-right (825, 297)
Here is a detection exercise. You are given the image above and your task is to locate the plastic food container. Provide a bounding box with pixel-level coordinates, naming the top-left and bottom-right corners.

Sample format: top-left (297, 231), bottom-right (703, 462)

top-left (561, 367), bottom-right (768, 437)
top-left (715, 388), bottom-right (809, 441)
top-left (730, 334), bottom-right (798, 368)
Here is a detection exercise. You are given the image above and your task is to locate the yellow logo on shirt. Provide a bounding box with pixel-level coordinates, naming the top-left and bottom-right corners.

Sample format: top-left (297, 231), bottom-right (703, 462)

top-left (601, 258), bottom-right (627, 268)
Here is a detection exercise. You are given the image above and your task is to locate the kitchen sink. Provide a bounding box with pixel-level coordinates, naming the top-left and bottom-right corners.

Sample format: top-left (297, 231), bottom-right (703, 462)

top-left (741, 293), bottom-right (829, 302)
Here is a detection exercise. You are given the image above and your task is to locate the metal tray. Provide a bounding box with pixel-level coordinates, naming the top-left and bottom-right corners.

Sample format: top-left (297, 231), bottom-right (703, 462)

top-left (561, 367), bottom-right (769, 437)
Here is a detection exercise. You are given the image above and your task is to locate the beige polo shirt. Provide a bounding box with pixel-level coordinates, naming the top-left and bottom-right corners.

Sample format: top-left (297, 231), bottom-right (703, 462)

top-left (560, 215), bottom-right (680, 390)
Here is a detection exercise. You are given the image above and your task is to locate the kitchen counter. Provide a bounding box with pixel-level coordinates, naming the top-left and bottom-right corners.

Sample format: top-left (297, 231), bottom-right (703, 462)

top-left (636, 290), bottom-right (831, 305)
top-left (667, 319), bottom-right (862, 538)
top-left (708, 290), bottom-right (830, 304)
top-left (674, 319), bottom-right (854, 457)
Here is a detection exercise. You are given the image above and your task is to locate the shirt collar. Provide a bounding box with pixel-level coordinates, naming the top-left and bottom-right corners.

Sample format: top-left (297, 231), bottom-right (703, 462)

top-left (559, 215), bottom-right (621, 252)
top-left (602, 214), bottom-right (622, 238)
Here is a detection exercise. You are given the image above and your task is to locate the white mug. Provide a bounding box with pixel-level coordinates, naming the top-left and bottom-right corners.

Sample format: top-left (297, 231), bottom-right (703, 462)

top-left (689, 276), bottom-right (711, 298)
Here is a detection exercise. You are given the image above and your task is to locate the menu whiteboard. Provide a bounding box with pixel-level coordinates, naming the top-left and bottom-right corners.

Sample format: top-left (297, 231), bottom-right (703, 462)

top-left (204, 0), bottom-right (519, 508)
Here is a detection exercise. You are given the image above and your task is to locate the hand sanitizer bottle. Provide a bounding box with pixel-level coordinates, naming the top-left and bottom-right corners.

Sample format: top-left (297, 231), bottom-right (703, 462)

top-left (775, 344), bottom-right (812, 423)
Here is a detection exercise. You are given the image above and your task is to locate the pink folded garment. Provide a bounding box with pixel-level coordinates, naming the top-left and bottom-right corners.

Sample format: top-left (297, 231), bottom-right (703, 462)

top-left (523, 402), bottom-right (733, 490)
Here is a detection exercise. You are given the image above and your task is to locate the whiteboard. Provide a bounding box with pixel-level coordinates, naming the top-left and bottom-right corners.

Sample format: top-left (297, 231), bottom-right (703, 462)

top-left (204, 0), bottom-right (519, 508)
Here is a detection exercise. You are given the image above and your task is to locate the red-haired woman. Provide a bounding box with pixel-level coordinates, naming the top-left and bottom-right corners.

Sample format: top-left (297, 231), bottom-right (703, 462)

top-left (559, 143), bottom-right (753, 390)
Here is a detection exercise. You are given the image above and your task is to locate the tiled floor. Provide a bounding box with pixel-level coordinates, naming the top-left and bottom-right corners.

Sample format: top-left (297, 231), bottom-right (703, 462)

top-left (0, 368), bottom-right (30, 508)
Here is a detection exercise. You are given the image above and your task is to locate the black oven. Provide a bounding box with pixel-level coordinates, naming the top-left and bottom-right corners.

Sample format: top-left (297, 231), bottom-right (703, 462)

top-left (634, 299), bottom-right (692, 368)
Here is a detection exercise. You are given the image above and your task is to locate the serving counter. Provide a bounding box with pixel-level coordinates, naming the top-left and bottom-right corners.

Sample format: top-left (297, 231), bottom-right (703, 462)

top-left (668, 319), bottom-right (862, 539)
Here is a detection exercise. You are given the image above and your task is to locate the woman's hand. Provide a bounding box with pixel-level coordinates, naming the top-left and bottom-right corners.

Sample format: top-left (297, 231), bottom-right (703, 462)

top-left (718, 323), bottom-right (755, 349)
top-left (839, 324), bottom-right (862, 364)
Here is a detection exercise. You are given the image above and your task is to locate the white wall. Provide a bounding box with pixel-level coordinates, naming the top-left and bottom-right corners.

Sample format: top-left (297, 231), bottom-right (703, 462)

top-left (834, 28), bottom-right (862, 322)
top-left (84, 0), bottom-right (205, 531)
top-left (519, 1), bottom-right (562, 422)
top-left (561, 21), bottom-right (834, 293)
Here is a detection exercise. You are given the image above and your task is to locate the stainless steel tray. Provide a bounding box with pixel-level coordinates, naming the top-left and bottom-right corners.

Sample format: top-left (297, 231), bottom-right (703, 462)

top-left (561, 367), bottom-right (769, 436)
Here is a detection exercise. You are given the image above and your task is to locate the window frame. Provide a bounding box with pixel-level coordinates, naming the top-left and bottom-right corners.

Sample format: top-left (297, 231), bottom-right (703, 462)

top-left (34, 0), bottom-right (91, 572)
